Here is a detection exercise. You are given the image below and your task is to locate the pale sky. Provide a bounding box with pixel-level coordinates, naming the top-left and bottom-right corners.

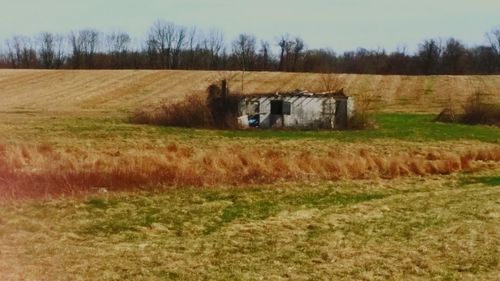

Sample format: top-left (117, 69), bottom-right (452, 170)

top-left (0, 0), bottom-right (499, 53)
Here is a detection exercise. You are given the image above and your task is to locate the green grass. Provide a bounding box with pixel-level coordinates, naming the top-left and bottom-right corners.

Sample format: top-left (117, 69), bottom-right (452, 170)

top-left (79, 185), bottom-right (388, 236)
top-left (155, 113), bottom-right (500, 142)
top-left (2, 113), bottom-right (498, 144)
top-left (217, 114), bottom-right (500, 142)
top-left (461, 176), bottom-right (500, 187)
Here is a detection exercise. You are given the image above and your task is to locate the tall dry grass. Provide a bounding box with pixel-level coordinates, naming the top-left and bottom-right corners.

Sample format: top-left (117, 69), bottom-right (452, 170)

top-left (1, 142), bottom-right (499, 200)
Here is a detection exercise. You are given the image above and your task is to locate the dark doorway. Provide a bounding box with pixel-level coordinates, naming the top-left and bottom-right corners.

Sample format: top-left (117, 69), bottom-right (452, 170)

top-left (270, 100), bottom-right (290, 128)
top-left (335, 99), bottom-right (348, 129)
top-left (270, 100), bottom-right (291, 115)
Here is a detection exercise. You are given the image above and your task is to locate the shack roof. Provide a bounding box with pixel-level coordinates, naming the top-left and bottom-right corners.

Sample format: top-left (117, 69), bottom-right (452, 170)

top-left (238, 89), bottom-right (349, 99)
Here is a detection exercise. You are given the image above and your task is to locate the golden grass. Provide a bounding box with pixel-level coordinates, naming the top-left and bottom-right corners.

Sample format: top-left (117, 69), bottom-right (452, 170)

top-left (0, 70), bottom-right (499, 114)
top-left (1, 141), bottom-right (499, 200)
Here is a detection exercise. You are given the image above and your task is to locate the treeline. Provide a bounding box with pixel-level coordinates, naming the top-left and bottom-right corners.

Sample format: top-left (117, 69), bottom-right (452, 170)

top-left (1, 20), bottom-right (500, 75)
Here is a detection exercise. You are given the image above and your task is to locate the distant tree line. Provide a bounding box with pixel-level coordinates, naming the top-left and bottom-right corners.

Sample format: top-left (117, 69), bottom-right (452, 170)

top-left (1, 20), bottom-right (500, 75)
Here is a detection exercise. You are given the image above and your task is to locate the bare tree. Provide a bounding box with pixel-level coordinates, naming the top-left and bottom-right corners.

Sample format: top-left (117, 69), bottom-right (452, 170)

top-left (418, 39), bottom-right (442, 75)
top-left (5, 37), bottom-right (21, 67)
top-left (351, 89), bottom-right (382, 128)
top-left (2, 21), bottom-right (500, 74)
top-left (470, 45), bottom-right (497, 74)
top-left (232, 33), bottom-right (256, 92)
top-left (441, 38), bottom-right (467, 74)
top-left (187, 27), bottom-right (198, 53)
top-left (486, 28), bottom-right (500, 71)
top-left (277, 34), bottom-right (296, 71)
top-left (145, 35), bottom-right (159, 68)
top-left (69, 32), bottom-right (82, 68)
top-left (292, 37), bottom-right (305, 71)
top-left (172, 26), bottom-right (186, 69)
top-left (5, 36), bottom-right (37, 68)
top-left (53, 34), bottom-right (66, 68)
top-left (106, 31), bottom-right (130, 68)
top-left (232, 33), bottom-right (256, 70)
top-left (185, 26), bottom-right (198, 69)
top-left (205, 28), bottom-right (225, 69)
top-left (147, 20), bottom-right (177, 69)
top-left (69, 29), bottom-right (100, 68)
top-left (277, 34), bottom-right (290, 71)
top-left (106, 31), bottom-right (130, 54)
top-left (257, 40), bottom-right (271, 70)
top-left (38, 32), bottom-right (55, 68)
top-left (319, 72), bottom-right (343, 92)
top-left (82, 29), bottom-right (100, 68)
top-left (486, 28), bottom-right (500, 54)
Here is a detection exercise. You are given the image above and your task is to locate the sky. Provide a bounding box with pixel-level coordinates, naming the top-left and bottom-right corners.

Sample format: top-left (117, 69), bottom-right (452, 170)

top-left (0, 0), bottom-right (499, 53)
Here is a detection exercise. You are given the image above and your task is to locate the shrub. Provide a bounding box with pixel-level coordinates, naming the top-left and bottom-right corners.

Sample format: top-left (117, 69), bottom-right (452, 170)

top-left (348, 112), bottom-right (376, 129)
top-left (435, 107), bottom-right (458, 123)
top-left (131, 94), bottom-right (214, 128)
top-left (131, 80), bottom-right (242, 129)
top-left (460, 91), bottom-right (500, 126)
top-left (347, 91), bottom-right (380, 129)
top-left (435, 91), bottom-right (500, 126)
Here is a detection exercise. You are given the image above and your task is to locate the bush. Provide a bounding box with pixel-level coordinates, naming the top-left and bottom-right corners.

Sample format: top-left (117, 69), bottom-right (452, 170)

top-left (132, 80), bottom-right (243, 129)
top-left (130, 94), bottom-right (214, 128)
top-left (348, 112), bottom-right (377, 129)
top-left (435, 91), bottom-right (500, 126)
top-left (347, 91), bottom-right (380, 129)
top-left (435, 107), bottom-right (458, 123)
top-left (460, 92), bottom-right (500, 126)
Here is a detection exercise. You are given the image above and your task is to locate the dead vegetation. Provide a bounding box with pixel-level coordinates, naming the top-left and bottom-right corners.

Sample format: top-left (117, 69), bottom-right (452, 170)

top-left (1, 142), bottom-right (499, 200)
top-left (318, 72), bottom-right (344, 92)
top-left (436, 91), bottom-right (500, 126)
top-left (131, 93), bottom-right (214, 128)
top-left (348, 90), bottom-right (381, 129)
top-left (461, 91), bottom-right (500, 126)
top-left (131, 79), bottom-right (241, 129)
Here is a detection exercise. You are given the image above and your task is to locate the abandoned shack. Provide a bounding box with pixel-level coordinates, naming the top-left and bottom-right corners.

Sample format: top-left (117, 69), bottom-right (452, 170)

top-left (237, 90), bottom-right (355, 129)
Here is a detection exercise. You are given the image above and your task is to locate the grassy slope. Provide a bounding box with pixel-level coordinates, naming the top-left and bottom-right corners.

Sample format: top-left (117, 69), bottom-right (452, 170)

top-left (0, 70), bottom-right (499, 114)
top-left (0, 70), bottom-right (499, 280)
top-left (0, 112), bottom-right (499, 279)
top-left (1, 173), bottom-right (499, 280)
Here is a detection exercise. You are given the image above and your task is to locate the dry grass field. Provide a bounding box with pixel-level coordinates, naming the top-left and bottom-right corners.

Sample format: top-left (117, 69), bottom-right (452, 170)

top-left (0, 69), bottom-right (499, 114)
top-left (0, 70), bottom-right (499, 280)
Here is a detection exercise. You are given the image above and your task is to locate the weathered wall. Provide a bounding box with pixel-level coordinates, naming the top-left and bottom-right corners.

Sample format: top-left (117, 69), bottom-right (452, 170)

top-left (238, 96), bottom-right (354, 129)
